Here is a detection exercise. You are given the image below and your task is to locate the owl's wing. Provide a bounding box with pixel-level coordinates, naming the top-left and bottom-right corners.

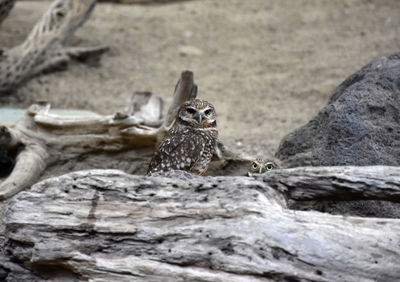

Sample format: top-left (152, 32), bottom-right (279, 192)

top-left (147, 129), bottom-right (205, 174)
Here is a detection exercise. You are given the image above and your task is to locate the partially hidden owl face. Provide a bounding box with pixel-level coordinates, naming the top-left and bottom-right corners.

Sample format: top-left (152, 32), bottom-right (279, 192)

top-left (249, 159), bottom-right (279, 174)
top-left (177, 99), bottom-right (217, 129)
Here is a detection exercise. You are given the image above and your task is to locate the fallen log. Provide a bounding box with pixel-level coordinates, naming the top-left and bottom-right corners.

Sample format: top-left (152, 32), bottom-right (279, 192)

top-left (1, 168), bottom-right (399, 281)
top-left (259, 165), bottom-right (400, 202)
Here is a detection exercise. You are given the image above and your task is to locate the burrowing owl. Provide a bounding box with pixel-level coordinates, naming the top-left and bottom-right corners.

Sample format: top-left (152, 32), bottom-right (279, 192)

top-left (248, 159), bottom-right (279, 176)
top-left (147, 99), bottom-right (218, 175)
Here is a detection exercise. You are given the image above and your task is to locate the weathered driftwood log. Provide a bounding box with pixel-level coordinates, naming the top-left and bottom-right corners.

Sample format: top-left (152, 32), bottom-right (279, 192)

top-left (0, 90), bottom-right (162, 199)
top-left (259, 165), bottom-right (400, 202)
top-left (0, 70), bottom-right (243, 199)
top-left (1, 168), bottom-right (399, 281)
top-left (0, 0), bottom-right (108, 95)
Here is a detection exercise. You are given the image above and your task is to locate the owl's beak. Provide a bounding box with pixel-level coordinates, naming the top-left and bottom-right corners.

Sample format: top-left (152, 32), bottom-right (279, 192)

top-left (195, 113), bottom-right (202, 123)
top-left (258, 166), bottom-right (263, 174)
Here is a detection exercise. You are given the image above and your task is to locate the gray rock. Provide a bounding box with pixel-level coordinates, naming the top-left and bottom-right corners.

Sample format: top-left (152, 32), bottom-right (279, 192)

top-left (276, 52), bottom-right (400, 167)
top-left (276, 52), bottom-right (400, 217)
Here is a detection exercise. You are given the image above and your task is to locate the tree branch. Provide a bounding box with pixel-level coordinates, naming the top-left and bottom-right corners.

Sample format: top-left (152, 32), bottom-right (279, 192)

top-left (163, 70), bottom-right (197, 130)
top-left (0, 143), bottom-right (48, 199)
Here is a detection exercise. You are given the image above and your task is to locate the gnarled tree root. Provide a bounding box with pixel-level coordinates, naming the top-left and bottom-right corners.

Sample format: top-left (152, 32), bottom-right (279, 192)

top-left (0, 0), bottom-right (108, 95)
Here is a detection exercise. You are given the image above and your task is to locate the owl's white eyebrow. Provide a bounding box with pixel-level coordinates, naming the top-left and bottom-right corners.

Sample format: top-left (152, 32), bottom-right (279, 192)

top-left (180, 115), bottom-right (193, 121)
top-left (195, 127), bottom-right (216, 131)
top-left (200, 108), bottom-right (212, 113)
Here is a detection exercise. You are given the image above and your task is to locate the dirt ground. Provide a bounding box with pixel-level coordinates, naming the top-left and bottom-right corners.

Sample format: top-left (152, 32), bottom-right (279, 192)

top-left (1, 0), bottom-right (400, 160)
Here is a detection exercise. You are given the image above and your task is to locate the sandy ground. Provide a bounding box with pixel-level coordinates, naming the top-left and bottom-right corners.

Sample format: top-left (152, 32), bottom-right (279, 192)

top-left (1, 0), bottom-right (400, 160)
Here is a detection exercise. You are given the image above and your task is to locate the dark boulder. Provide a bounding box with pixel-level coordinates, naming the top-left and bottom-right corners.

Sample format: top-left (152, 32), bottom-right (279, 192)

top-left (276, 52), bottom-right (400, 167)
top-left (276, 52), bottom-right (400, 218)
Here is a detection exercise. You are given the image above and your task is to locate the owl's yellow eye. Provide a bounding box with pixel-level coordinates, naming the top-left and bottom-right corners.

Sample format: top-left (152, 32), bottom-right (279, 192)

top-left (204, 109), bottom-right (212, 116)
top-left (252, 162), bottom-right (258, 170)
top-left (265, 163), bottom-right (274, 171)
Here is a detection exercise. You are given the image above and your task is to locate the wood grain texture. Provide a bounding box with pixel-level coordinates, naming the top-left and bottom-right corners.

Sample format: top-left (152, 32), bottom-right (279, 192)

top-left (1, 169), bottom-right (399, 281)
top-left (259, 166), bottom-right (400, 201)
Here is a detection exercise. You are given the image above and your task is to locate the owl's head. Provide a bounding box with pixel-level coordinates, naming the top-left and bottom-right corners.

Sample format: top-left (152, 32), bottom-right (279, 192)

top-left (249, 159), bottom-right (279, 175)
top-left (177, 99), bottom-right (217, 128)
